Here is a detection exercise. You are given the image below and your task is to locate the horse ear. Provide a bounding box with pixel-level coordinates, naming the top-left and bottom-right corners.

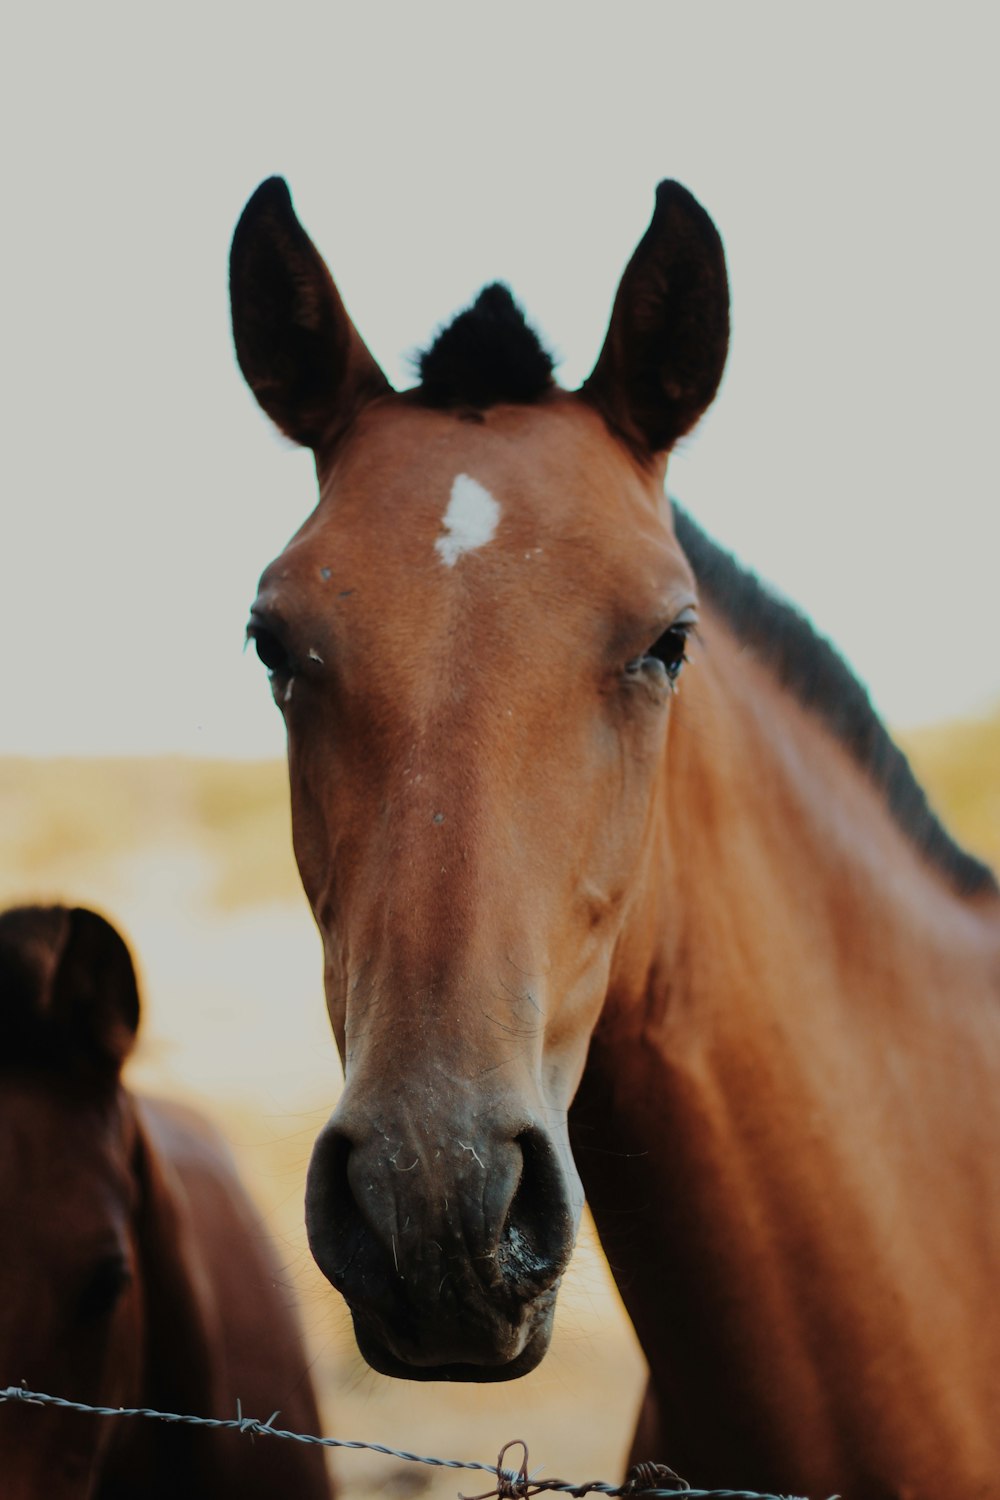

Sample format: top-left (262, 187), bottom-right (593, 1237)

top-left (581, 180), bottom-right (730, 457)
top-left (48, 907), bottom-right (141, 1075)
top-left (229, 176), bottom-right (391, 449)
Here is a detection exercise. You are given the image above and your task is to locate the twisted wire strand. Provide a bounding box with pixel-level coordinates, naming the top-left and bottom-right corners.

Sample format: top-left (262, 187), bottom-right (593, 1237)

top-left (0, 1385), bottom-right (817, 1500)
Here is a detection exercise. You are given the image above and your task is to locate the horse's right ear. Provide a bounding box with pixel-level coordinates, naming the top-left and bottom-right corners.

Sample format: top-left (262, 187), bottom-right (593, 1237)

top-left (49, 908), bottom-right (141, 1076)
top-left (229, 177), bottom-right (391, 449)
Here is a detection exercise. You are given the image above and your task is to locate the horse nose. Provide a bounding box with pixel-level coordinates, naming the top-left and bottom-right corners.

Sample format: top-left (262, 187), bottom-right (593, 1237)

top-left (305, 1110), bottom-right (574, 1328)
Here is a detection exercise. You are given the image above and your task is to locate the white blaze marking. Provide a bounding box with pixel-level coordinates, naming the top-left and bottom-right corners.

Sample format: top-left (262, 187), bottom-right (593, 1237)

top-left (435, 473), bottom-right (500, 566)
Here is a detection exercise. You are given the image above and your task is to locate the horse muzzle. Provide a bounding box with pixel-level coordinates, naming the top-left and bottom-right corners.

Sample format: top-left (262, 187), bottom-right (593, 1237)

top-left (305, 1103), bottom-right (578, 1381)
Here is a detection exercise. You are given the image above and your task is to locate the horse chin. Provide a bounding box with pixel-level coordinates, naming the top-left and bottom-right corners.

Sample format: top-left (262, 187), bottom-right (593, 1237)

top-left (349, 1297), bottom-right (558, 1383)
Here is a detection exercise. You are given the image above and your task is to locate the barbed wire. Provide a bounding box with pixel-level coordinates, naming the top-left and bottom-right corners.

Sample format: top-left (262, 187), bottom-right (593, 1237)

top-left (0, 1385), bottom-right (822, 1500)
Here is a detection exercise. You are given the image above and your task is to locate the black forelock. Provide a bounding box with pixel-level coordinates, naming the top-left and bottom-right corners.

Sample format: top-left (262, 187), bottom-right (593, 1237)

top-left (673, 505), bottom-right (998, 900)
top-left (416, 283), bottom-right (556, 409)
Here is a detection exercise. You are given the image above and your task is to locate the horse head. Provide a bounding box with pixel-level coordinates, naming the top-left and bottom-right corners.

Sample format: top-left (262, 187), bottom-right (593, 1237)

top-left (0, 906), bottom-right (143, 1497)
top-left (231, 178), bottom-right (728, 1380)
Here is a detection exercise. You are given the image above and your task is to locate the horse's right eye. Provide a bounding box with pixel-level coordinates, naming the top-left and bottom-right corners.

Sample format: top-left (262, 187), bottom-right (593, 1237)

top-left (248, 624), bottom-right (291, 678)
top-left (79, 1255), bottom-right (132, 1322)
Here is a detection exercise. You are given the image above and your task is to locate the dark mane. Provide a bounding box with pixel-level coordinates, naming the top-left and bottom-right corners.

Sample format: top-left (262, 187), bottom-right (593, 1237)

top-left (416, 283), bottom-right (555, 409)
top-left (673, 505), bottom-right (998, 899)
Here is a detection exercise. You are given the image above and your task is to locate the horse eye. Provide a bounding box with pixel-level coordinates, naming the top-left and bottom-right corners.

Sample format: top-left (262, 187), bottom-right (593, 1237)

top-left (647, 625), bottom-right (690, 681)
top-left (248, 624), bottom-right (291, 678)
top-left (626, 621), bottom-right (693, 686)
top-left (79, 1256), bottom-right (132, 1321)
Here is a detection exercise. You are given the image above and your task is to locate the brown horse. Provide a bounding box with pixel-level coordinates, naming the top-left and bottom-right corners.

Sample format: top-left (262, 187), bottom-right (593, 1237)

top-left (0, 904), bottom-right (331, 1500)
top-left (229, 178), bottom-right (1000, 1498)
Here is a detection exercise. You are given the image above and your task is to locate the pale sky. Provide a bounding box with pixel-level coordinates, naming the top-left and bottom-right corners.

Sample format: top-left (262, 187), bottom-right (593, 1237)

top-left (2, 2), bottom-right (997, 757)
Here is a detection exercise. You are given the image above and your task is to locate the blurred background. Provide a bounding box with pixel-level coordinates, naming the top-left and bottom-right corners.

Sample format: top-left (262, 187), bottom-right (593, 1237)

top-left (2, 2), bottom-right (997, 1494)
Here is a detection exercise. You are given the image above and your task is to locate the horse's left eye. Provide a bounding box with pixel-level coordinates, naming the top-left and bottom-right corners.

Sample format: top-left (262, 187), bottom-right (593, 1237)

top-left (626, 622), bottom-right (693, 686)
top-left (647, 625), bottom-right (690, 680)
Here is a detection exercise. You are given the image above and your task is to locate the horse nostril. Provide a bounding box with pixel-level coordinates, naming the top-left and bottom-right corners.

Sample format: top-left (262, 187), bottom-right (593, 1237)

top-left (496, 1127), bottom-right (573, 1295)
top-left (305, 1123), bottom-right (370, 1290)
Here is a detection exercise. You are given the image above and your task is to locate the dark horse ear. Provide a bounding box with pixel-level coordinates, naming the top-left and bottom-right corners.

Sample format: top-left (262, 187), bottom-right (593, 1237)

top-left (581, 181), bottom-right (730, 457)
top-left (229, 176), bottom-right (391, 449)
top-left (48, 906), bottom-right (140, 1074)
top-left (48, 908), bottom-right (141, 1076)
top-left (0, 905), bottom-right (139, 1077)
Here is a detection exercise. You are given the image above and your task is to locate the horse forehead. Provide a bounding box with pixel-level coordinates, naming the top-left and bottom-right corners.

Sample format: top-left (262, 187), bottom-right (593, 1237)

top-left (0, 1083), bottom-right (132, 1208)
top-left (299, 398), bottom-right (668, 589)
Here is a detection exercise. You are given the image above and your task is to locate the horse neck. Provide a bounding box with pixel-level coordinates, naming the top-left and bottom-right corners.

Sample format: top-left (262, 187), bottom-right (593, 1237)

top-left (130, 1100), bottom-right (226, 1415)
top-left (96, 1098), bottom-right (228, 1498)
top-left (573, 602), bottom-right (1000, 1480)
top-left (616, 598), bottom-right (1000, 1049)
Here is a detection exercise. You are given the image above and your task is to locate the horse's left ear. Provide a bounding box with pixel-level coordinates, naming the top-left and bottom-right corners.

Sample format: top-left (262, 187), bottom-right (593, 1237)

top-left (49, 908), bottom-right (141, 1075)
top-left (230, 176), bottom-right (391, 449)
top-left (581, 181), bottom-right (730, 457)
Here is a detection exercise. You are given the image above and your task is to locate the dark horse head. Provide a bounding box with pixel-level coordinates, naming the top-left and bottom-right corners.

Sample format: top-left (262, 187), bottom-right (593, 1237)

top-left (0, 905), bottom-right (331, 1498)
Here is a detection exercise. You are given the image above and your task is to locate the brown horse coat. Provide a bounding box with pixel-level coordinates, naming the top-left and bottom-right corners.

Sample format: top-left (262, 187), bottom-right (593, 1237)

top-left (0, 904), bottom-right (332, 1500)
top-left (230, 177), bottom-right (1000, 1498)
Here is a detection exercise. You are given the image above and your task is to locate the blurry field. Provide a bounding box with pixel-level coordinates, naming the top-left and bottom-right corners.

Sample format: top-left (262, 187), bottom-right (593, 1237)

top-left (1, 712), bottom-right (996, 1496)
top-left (898, 713), bottom-right (1000, 865)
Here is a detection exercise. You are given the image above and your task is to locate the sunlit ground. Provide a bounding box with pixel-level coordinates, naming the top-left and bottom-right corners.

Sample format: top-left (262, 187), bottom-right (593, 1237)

top-left (1, 717), bottom-right (996, 1495)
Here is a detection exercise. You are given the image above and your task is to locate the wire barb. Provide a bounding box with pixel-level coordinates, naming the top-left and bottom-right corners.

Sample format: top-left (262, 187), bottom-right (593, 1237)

top-left (461, 1438), bottom-right (533, 1500)
top-left (624, 1463), bottom-right (690, 1494)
